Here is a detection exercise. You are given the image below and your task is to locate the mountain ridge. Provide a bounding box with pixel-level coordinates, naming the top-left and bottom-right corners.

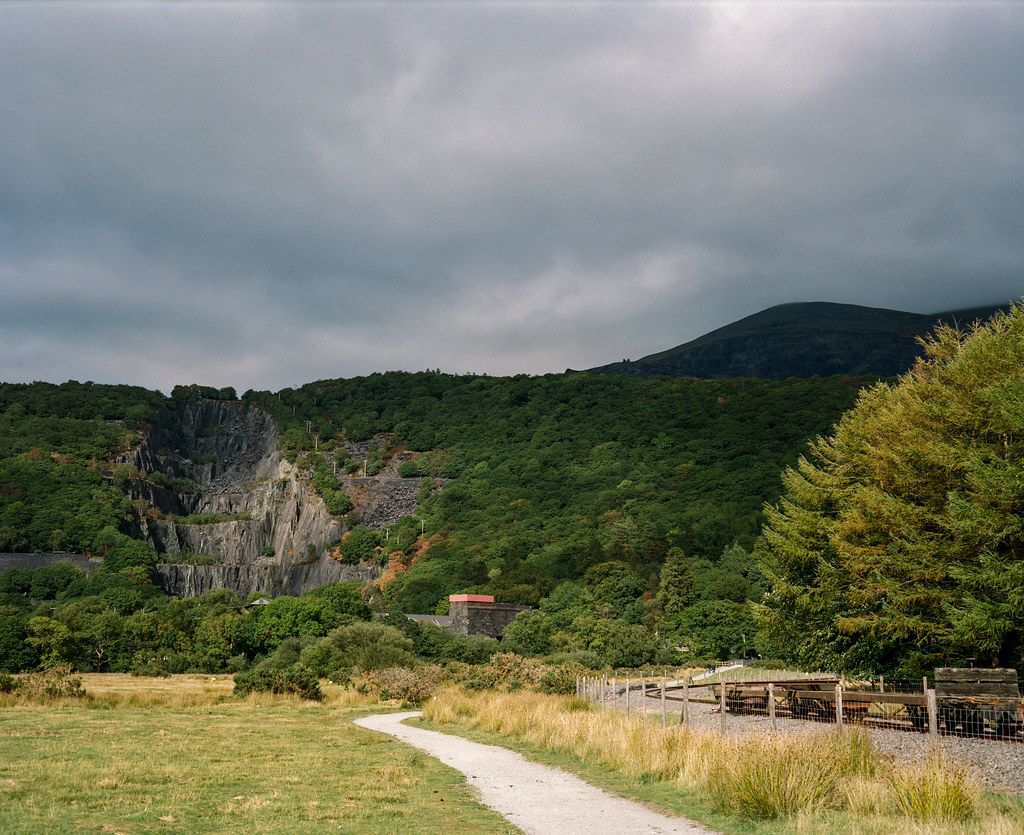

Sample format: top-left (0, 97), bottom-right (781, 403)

top-left (579, 301), bottom-right (1012, 380)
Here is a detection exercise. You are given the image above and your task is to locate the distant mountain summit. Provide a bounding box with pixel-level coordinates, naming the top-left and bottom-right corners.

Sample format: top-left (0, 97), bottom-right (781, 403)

top-left (581, 301), bottom-right (1010, 380)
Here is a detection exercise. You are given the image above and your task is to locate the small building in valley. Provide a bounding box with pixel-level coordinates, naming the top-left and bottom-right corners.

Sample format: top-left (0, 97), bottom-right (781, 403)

top-left (448, 594), bottom-right (530, 640)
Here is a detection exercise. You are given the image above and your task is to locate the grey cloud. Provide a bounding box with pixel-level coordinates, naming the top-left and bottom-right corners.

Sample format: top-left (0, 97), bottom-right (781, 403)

top-left (0, 3), bottom-right (1021, 393)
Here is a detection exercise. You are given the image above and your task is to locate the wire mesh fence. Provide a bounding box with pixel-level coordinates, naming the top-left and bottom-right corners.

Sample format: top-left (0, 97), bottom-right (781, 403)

top-left (576, 670), bottom-right (1024, 743)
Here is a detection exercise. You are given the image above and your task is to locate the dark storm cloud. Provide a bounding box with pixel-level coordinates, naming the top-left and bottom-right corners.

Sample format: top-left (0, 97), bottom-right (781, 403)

top-left (0, 2), bottom-right (1021, 393)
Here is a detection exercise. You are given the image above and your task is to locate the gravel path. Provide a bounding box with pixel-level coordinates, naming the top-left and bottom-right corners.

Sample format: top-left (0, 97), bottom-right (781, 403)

top-left (353, 711), bottom-right (716, 835)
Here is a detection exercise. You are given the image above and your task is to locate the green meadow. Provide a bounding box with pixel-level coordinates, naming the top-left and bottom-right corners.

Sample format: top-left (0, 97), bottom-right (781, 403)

top-left (0, 675), bottom-right (518, 835)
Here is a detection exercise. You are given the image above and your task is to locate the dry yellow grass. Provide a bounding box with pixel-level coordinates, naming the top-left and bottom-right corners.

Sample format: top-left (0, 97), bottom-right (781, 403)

top-left (422, 687), bottom-right (1024, 835)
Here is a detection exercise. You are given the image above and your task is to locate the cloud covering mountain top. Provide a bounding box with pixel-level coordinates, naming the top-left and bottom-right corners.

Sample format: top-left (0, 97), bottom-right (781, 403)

top-left (1, 3), bottom-right (1021, 393)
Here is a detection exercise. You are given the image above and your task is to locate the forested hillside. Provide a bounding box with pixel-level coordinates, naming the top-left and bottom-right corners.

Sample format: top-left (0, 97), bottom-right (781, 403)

top-left (244, 372), bottom-right (871, 653)
top-left (0, 381), bottom-right (165, 554)
top-left (1, 372), bottom-right (871, 671)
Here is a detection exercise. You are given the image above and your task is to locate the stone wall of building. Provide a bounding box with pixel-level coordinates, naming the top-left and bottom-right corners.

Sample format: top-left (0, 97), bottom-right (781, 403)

top-left (449, 597), bottom-right (530, 639)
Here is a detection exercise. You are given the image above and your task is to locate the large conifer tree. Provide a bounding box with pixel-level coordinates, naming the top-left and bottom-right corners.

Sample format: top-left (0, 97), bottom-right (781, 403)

top-left (757, 304), bottom-right (1024, 676)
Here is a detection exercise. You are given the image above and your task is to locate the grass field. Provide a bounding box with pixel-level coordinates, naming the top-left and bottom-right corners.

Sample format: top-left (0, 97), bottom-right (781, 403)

top-left (7, 674), bottom-right (1024, 835)
top-left (0, 674), bottom-right (520, 835)
top-left (421, 688), bottom-right (1024, 835)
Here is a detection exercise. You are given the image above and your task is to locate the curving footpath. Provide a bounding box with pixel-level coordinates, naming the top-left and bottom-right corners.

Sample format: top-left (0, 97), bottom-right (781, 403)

top-left (353, 711), bottom-right (716, 835)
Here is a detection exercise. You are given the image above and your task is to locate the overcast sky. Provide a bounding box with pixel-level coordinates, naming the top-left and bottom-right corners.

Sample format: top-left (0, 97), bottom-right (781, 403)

top-left (1, 2), bottom-right (1022, 395)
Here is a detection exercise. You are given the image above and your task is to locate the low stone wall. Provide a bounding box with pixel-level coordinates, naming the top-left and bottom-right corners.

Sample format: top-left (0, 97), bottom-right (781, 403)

top-left (0, 552), bottom-right (102, 576)
top-left (154, 553), bottom-right (382, 599)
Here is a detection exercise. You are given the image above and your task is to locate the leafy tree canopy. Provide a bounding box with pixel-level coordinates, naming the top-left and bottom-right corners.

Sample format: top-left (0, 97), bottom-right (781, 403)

top-left (757, 305), bottom-right (1024, 675)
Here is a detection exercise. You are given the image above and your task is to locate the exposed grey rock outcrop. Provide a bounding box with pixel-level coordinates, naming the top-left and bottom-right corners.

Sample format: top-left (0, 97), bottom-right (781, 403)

top-left (120, 400), bottom-right (355, 598)
top-left (340, 475), bottom-right (422, 530)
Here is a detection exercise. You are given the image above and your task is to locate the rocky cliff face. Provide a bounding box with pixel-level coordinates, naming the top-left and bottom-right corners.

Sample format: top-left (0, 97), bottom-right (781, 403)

top-left (121, 400), bottom-right (363, 598)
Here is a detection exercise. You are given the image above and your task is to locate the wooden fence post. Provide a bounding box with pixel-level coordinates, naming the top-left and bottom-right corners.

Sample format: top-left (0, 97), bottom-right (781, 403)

top-left (768, 682), bottom-right (776, 732)
top-left (835, 684), bottom-right (844, 729)
top-left (681, 684), bottom-right (689, 725)
top-left (661, 677), bottom-right (666, 727)
top-left (927, 688), bottom-right (939, 742)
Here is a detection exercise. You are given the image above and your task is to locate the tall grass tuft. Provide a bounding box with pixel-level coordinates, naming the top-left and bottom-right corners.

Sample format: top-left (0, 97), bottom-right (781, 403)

top-left (704, 732), bottom-right (858, 819)
top-left (887, 750), bottom-right (980, 822)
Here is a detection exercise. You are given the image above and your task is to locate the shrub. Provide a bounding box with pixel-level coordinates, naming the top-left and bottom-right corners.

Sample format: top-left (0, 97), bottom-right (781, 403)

top-left (442, 652), bottom-right (550, 692)
top-left (8, 665), bottom-right (86, 701)
top-left (361, 665), bottom-right (442, 704)
top-left (225, 653), bottom-right (250, 674)
top-left (397, 460), bottom-right (420, 478)
top-left (322, 489), bottom-right (354, 516)
top-left (255, 636), bottom-right (312, 672)
top-left (306, 621), bottom-right (417, 673)
top-left (232, 663), bottom-right (323, 701)
top-left (487, 652), bottom-right (547, 687)
top-left (537, 662), bottom-right (587, 695)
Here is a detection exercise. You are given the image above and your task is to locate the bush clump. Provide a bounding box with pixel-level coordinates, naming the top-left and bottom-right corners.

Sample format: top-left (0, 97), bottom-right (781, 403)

top-left (2, 665), bottom-right (86, 701)
top-left (299, 621), bottom-right (417, 679)
top-left (441, 652), bottom-right (551, 692)
top-left (233, 663), bottom-right (323, 701)
top-left (360, 665), bottom-right (442, 704)
top-left (537, 662), bottom-right (587, 695)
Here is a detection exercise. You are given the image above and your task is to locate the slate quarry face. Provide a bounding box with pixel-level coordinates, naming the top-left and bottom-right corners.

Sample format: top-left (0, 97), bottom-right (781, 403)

top-left (117, 399), bottom-right (385, 599)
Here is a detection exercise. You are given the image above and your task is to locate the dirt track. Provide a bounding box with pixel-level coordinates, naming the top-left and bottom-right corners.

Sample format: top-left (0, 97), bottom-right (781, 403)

top-left (352, 711), bottom-right (715, 835)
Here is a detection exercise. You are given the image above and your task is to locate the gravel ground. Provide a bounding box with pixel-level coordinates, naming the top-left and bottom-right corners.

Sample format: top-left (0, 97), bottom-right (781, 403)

top-left (354, 711), bottom-right (717, 835)
top-left (598, 685), bottom-right (1024, 796)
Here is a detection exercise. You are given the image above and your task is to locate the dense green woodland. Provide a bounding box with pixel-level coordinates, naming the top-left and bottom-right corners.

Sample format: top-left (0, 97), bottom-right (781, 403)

top-left (254, 373), bottom-right (865, 593)
top-left (4, 304), bottom-right (1021, 680)
top-left (0, 372), bottom-right (867, 674)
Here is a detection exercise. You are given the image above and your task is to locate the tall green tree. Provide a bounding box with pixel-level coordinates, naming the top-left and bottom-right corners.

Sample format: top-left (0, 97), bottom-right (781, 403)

top-left (656, 547), bottom-right (693, 617)
top-left (757, 305), bottom-right (1024, 675)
